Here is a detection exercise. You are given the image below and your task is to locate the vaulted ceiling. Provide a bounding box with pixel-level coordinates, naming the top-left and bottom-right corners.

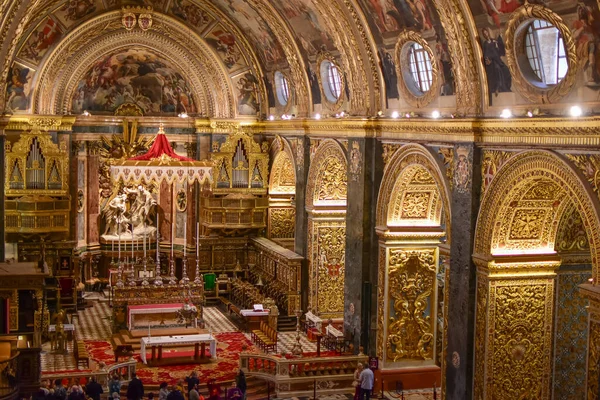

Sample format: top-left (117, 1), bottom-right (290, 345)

top-left (0, 0), bottom-right (596, 118)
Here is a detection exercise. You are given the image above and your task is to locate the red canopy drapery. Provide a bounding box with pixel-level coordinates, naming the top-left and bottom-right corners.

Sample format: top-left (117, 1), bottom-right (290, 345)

top-left (129, 130), bottom-right (193, 161)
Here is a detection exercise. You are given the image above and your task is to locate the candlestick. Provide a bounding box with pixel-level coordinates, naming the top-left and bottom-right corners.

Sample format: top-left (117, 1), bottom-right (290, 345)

top-left (144, 225), bottom-right (147, 259)
top-left (154, 214), bottom-right (163, 286)
top-left (196, 222), bottom-right (199, 255)
top-left (183, 220), bottom-right (187, 257)
top-left (171, 221), bottom-right (174, 259)
top-left (194, 222), bottom-right (201, 284)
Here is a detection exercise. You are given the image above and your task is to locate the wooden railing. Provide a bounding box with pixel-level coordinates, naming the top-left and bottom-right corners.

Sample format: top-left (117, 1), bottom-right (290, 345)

top-left (239, 353), bottom-right (367, 397)
top-left (0, 352), bottom-right (19, 400)
top-left (42, 359), bottom-right (137, 390)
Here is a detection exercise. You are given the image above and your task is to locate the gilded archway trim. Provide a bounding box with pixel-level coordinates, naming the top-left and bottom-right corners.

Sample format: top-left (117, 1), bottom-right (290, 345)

top-left (269, 136), bottom-right (296, 195)
top-left (316, 53), bottom-right (346, 113)
top-left (305, 139), bottom-right (348, 209)
top-left (376, 143), bottom-right (452, 239)
top-left (474, 150), bottom-right (600, 280)
top-left (504, 4), bottom-right (578, 104)
top-left (394, 31), bottom-right (441, 109)
top-left (32, 11), bottom-right (235, 117)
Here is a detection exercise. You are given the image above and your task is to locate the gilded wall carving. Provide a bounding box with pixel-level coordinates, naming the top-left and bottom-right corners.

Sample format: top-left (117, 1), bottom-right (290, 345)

top-left (388, 165), bottom-right (442, 226)
top-left (566, 154), bottom-right (600, 195)
top-left (386, 248), bottom-right (436, 362)
top-left (473, 273), bottom-right (488, 400)
top-left (308, 222), bottom-right (346, 317)
top-left (588, 320), bottom-right (600, 400)
top-left (480, 150), bottom-right (513, 200)
top-left (488, 280), bottom-right (554, 400)
top-left (553, 271), bottom-right (591, 400)
top-left (269, 150), bottom-right (296, 194)
top-left (556, 203), bottom-right (590, 252)
top-left (382, 144), bottom-right (401, 168)
top-left (269, 208), bottom-right (295, 239)
top-left (475, 151), bottom-right (600, 282)
top-left (377, 246), bottom-right (386, 360)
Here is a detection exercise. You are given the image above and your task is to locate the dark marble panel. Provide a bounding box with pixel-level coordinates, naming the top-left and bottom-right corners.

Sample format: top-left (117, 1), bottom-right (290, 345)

top-left (294, 136), bottom-right (310, 311)
top-left (445, 144), bottom-right (481, 400)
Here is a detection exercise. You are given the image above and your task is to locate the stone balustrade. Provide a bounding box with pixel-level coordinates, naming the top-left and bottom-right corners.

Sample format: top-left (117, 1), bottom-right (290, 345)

top-left (239, 352), bottom-right (367, 397)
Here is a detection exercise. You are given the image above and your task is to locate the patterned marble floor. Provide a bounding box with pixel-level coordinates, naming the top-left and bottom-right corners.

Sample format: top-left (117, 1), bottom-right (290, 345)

top-left (42, 299), bottom-right (316, 373)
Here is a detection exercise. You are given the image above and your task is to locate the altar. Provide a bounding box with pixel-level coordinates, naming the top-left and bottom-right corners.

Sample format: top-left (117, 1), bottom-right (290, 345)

top-left (140, 334), bottom-right (217, 366)
top-left (240, 309), bottom-right (270, 332)
top-left (128, 303), bottom-right (190, 329)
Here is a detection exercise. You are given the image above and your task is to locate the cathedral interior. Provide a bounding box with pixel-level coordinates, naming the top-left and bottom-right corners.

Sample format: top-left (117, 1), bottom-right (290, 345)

top-left (0, 0), bottom-right (600, 399)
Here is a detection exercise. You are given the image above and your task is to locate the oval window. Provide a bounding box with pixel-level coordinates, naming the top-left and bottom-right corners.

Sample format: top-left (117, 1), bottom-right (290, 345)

top-left (320, 60), bottom-right (342, 102)
top-left (406, 42), bottom-right (433, 95)
top-left (523, 19), bottom-right (567, 86)
top-left (274, 71), bottom-right (290, 106)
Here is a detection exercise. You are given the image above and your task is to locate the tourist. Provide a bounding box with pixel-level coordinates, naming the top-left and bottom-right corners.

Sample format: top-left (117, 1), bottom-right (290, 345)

top-left (158, 382), bottom-right (169, 400)
top-left (32, 387), bottom-right (48, 400)
top-left (109, 375), bottom-right (122, 398)
top-left (126, 373), bottom-right (144, 400)
top-left (41, 380), bottom-right (50, 396)
top-left (206, 380), bottom-right (221, 400)
top-left (67, 385), bottom-right (85, 400)
top-left (147, 393), bottom-right (154, 400)
top-left (85, 377), bottom-right (104, 400)
top-left (53, 379), bottom-right (67, 400)
top-left (112, 393), bottom-right (120, 400)
top-left (166, 386), bottom-right (184, 400)
top-left (235, 370), bottom-right (246, 399)
top-left (359, 362), bottom-right (374, 400)
top-left (188, 384), bottom-right (200, 400)
top-left (185, 371), bottom-right (199, 395)
top-left (227, 382), bottom-right (242, 400)
top-left (353, 362), bottom-right (364, 400)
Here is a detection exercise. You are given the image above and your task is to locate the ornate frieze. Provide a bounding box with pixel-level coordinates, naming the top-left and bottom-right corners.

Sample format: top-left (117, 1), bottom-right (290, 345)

top-left (480, 150), bottom-right (513, 200)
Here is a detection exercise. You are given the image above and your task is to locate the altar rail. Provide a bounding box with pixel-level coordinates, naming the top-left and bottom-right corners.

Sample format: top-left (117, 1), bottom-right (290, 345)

top-left (239, 353), bottom-right (367, 397)
top-left (42, 359), bottom-right (137, 390)
top-left (249, 237), bottom-right (302, 315)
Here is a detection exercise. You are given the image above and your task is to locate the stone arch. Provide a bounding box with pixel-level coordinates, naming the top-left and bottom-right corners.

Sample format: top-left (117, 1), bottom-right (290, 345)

top-left (474, 150), bottom-right (600, 279)
top-left (32, 11), bottom-right (236, 117)
top-left (376, 144), bottom-right (452, 237)
top-left (305, 139), bottom-right (347, 317)
top-left (305, 139), bottom-right (348, 209)
top-left (269, 137), bottom-right (296, 194)
top-left (374, 143), bottom-right (452, 372)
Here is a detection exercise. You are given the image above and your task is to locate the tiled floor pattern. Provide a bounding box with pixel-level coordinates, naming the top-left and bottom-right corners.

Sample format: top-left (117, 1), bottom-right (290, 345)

top-left (42, 301), bottom-right (316, 373)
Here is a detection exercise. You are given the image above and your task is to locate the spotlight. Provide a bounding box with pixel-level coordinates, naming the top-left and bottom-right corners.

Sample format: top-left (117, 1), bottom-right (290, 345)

top-left (314, 113), bottom-right (321, 120)
top-left (431, 110), bottom-right (441, 119)
top-left (526, 110), bottom-right (533, 118)
top-left (82, 110), bottom-right (90, 116)
top-left (269, 115), bottom-right (275, 121)
top-left (405, 113), bottom-right (411, 118)
top-left (391, 111), bottom-right (399, 119)
top-left (377, 110), bottom-right (383, 117)
top-left (569, 105), bottom-right (583, 117)
top-left (340, 111), bottom-right (346, 117)
top-left (178, 112), bottom-right (188, 118)
top-left (500, 109), bottom-right (512, 119)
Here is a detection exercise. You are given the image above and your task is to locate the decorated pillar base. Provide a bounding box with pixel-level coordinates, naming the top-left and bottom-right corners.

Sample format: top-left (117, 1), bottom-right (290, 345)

top-left (473, 256), bottom-right (560, 400)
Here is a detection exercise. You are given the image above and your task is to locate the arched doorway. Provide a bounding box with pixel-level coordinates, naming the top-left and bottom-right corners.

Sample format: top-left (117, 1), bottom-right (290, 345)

top-left (473, 150), bottom-right (600, 399)
top-left (305, 140), bottom-right (347, 319)
top-left (375, 144), bottom-right (451, 388)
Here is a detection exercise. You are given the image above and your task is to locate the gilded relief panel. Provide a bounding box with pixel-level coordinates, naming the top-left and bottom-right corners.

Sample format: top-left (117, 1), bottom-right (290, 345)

top-left (588, 320), bottom-right (600, 400)
top-left (553, 270), bottom-right (591, 400)
top-left (488, 279), bottom-right (554, 400)
top-left (386, 248), bottom-right (437, 362)
top-left (388, 165), bottom-right (442, 225)
top-left (269, 208), bottom-right (295, 239)
top-left (473, 272), bottom-right (489, 400)
top-left (316, 224), bottom-right (346, 317)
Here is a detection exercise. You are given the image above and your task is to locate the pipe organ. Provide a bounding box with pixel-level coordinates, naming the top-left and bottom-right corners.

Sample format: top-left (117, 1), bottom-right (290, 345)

top-left (5, 128), bottom-right (70, 235)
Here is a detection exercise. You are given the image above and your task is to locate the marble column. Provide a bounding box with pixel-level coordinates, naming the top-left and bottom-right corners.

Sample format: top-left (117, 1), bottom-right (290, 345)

top-left (445, 144), bottom-right (481, 400)
top-left (344, 137), bottom-right (382, 354)
top-left (294, 136), bottom-right (310, 311)
top-left (86, 142), bottom-right (101, 248)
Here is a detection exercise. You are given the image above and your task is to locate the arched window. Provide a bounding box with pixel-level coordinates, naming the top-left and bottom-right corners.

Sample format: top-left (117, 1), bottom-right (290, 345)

top-left (274, 71), bottom-right (290, 106)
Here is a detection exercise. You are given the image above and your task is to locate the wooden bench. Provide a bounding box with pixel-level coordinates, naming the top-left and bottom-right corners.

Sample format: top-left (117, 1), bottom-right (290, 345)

top-left (251, 321), bottom-right (277, 353)
top-left (228, 303), bottom-right (242, 318)
top-left (73, 334), bottom-right (90, 369)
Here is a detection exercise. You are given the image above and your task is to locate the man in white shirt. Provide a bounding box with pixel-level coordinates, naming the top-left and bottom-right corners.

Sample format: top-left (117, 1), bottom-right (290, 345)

top-left (359, 362), bottom-right (374, 399)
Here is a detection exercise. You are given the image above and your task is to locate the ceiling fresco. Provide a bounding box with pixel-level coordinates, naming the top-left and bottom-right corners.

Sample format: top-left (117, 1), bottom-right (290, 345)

top-left (71, 47), bottom-right (197, 115)
top-left (270, 0), bottom-right (335, 58)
